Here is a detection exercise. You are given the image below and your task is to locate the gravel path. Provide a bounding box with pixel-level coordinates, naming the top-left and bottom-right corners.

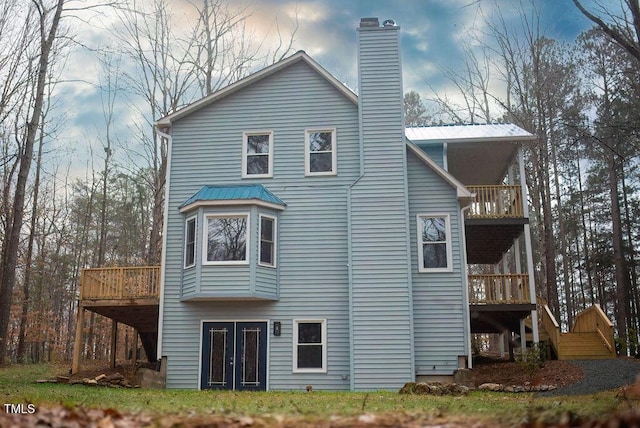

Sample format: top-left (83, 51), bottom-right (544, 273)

top-left (536, 359), bottom-right (640, 397)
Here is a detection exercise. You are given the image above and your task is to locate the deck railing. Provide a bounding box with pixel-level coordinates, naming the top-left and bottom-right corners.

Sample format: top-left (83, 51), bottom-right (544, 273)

top-left (466, 185), bottom-right (524, 219)
top-left (80, 266), bottom-right (160, 300)
top-left (468, 274), bottom-right (531, 304)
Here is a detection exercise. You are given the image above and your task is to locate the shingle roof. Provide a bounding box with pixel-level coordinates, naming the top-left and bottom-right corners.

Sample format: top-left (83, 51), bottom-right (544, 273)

top-left (180, 185), bottom-right (286, 210)
top-left (405, 123), bottom-right (535, 142)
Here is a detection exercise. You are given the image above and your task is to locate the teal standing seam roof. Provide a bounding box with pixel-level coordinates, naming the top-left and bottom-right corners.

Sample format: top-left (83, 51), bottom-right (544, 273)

top-left (180, 184), bottom-right (286, 209)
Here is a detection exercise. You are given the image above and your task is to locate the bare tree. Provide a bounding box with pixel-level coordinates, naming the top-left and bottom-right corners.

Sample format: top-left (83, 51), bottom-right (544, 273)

top-left (404, 91), bottom-right (431, 126)
top-left (0, 0), bottom-right (65, 365)
top-left (573, 0), bottom-right (640, 63)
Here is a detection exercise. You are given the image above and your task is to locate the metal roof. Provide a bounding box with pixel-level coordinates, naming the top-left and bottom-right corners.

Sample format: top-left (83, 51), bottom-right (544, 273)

top-left (405, 123), bottom-right (536, 143)
top-left (180, 185), bottom-right (286, 210)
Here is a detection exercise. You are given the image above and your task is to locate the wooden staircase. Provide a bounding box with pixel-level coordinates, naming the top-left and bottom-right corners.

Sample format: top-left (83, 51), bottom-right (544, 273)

top-left (538, 302), bottom-right (616, 360)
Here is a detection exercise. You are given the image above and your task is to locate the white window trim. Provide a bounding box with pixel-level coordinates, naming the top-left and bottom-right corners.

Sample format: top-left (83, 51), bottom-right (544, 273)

top-left (304, 128), bottom-right (337, 176)
top-left (184, 215), bottom-right (197, 269)
top-left (417, 213), bottom-right (453, 273)
top-left (242, 131), bottom-right (273, 178)
top-left (292, 319), bottom-right (327, 373)
top-left (202, 212), bottom-right (250, 265)
top-left (258, 214), bottom-right (277, 268)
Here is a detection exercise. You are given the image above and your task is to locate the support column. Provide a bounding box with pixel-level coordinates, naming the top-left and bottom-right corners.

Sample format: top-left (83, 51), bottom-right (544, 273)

top-left (133, 328), bottom-right (138, 366)
top-left (110, 321), bottom-right (118, 369)
top-left (519, 146), bottom-right (539, 343)
top-left (72, 306), bottom-right (85, 374)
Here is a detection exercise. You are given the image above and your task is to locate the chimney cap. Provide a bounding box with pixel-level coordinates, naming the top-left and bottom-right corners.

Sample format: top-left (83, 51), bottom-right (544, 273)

top-left (360, 17), bottom-right (379, 28)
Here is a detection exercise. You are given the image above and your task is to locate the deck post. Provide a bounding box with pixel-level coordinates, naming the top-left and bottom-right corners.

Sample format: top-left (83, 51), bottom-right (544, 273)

top-left (133, 328), bottom-right (138, 366)
top-left (72, 305), bottom-right (85, 374)
top-left (110, 321), bottom-right (118, 369)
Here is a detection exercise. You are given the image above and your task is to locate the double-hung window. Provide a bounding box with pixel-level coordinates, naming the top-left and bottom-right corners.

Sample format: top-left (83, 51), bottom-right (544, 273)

top-left (259, 215), bottom-right (276, 267)
top-left (305, 128), bottom-right (336, 175)
top-left (204, 214), bottom-right (249, 264)
top-left (293, 319), bottom-right (327, 373)
top-left (417, 214), bottom-right (452, 272)
top-left (243, 131), bottom-right (273, 178)
top-left (184, 217), bottom-right (197, 268)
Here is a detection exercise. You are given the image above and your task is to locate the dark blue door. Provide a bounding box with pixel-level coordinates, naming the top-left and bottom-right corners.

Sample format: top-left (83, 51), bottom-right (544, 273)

top-left (201, 322), bottom-right (267, 390)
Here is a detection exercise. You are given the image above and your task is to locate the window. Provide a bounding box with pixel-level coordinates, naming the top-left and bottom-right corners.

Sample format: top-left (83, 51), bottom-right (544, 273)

top-left (417, 214), bottom-right (452, 272)
top-left (259, 215), bottom-right (276, 267)
top-left (305, 128), bottom-right (336, 175)
top-left (204, 214), bottom-right (249, 264)
top-left (293, 319), bottom-right (327, 373)
top-left (184, 216), bottom-right (197, 268)
top-left (243, 131), bottom-right (273, 178)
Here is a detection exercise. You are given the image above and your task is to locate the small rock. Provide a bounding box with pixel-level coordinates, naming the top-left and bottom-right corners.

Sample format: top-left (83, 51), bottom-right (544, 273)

top-left (84, 379), bottom-right (98, 386)
top-left (105, 373), bottom-right (125, 382)
top-left (478, 383), bottom-right (503, 392)
top-left (358, 414), bottom-right (377, 424)
top-left (94, 374), bottom-right (107, 382)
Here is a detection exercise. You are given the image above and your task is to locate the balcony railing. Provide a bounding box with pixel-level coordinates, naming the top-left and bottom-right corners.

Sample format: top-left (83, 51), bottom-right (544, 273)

top-left (466, 185), bottom-right (524, 219)
top-left (80, 266), bottom-right (160, 300)
top-left (468, 274), bottom-right (531, 304)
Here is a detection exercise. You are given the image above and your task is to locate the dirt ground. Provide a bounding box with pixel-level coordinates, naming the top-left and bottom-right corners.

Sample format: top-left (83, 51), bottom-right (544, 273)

top-left (471, 356), bottom-right (585, 388)
top-left (67, 355), bottom-right (585, 390)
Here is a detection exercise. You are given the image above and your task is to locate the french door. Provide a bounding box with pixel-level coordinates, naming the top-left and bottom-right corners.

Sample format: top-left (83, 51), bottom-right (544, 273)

top-left (200, 321), bottom-right (267, 390)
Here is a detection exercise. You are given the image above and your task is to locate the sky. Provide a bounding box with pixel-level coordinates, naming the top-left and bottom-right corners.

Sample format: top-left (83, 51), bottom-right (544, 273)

top-left (53, 0), bottom-right (601, 181)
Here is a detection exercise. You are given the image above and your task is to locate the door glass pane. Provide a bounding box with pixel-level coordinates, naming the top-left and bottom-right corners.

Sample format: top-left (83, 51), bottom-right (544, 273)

top-left (208, 328), bottom-right (228, 386)
top-left (241, 328), bottom-right (260, 386)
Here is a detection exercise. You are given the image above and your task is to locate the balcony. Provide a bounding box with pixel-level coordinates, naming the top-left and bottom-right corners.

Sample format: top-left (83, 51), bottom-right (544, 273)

top-left (464, 185), bottom-right (528, 265)
top-left (466, 185), bottom-right (523, 219)
top-left (468, 274), bottom-right (531, 304)
top-left (81, 266), bottom-right (160, 301)
top-left (78, 266), bottom-right (160, 331)
top-left (468, 274), bottom-right (536, 333)
top-left (73, 266), bottom-right (161, 373)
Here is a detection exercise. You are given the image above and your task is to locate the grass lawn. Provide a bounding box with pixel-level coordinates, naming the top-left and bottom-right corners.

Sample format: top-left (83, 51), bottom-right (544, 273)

top-left (0, 363), bottom-right (633, 426)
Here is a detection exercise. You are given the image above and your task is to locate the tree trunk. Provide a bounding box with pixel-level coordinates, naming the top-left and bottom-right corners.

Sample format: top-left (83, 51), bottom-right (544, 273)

top-left (608, 149), bottom-right (630, 354)
top-left (16, 120), bottom-right (45, 362)
top-left (0, 0), bottom-right (65, 364)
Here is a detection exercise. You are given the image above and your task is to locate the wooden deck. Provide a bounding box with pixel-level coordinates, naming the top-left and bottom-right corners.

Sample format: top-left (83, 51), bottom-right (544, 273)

top-left (73, 266), bottom-right (161, 373)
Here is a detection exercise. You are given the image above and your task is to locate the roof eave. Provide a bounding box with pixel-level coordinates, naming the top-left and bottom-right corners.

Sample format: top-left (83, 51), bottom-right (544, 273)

top-left (179, 198), bottom-right (286, 213)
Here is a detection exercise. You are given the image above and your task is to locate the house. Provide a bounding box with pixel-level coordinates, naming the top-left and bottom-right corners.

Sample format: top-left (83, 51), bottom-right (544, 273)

top-left (149, 17), bottom-right (540, 391)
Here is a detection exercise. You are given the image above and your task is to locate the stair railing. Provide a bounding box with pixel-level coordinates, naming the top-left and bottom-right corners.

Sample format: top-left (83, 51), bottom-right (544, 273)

top-left (572, 304), bottom-right (615, 355)
top-left (540, 303), bottom-right (560, 357)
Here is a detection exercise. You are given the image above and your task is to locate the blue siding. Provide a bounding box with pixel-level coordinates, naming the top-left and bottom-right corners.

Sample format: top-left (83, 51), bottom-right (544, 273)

top-left (406, 150), bottom-right (467, 375)
top-left (349, 24), bottom-right (414, 390)
top-left (161, 59), bottom-right (358, 389)
top-left (416, 143), bottom-right (445, 168)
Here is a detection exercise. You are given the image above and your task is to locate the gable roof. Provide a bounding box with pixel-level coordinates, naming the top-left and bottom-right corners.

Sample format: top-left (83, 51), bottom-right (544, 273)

top-left (179, 184), bottom-right (286, 212)
top-left (406, 140), bottom-right (475, 206)
top-left (156, 51), bottom-right (357, 127)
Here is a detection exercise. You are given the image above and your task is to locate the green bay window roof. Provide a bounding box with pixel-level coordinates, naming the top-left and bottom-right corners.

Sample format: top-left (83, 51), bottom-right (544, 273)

top-left (179, 184), bottom-right (286, 212)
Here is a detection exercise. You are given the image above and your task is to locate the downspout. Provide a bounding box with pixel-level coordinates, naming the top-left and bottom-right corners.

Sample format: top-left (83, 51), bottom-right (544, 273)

top-left (459, 203), bottom-right (473, 369)
top-left (154, 125), bottom-right (173, 364)
top-left (347, 113), bottom-right (365, 391)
